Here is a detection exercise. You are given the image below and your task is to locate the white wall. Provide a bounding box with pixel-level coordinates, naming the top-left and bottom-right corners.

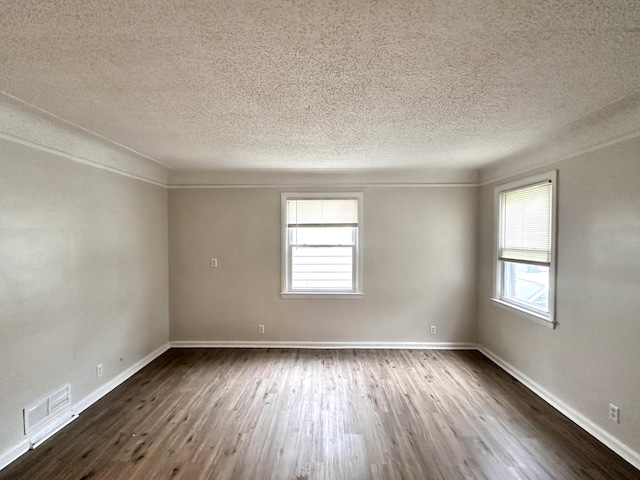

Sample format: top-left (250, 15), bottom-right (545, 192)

top-left (169, 187), bottom-right (478, 344)
top-left (0, 138), bottom-right (169, 456)
top-left (477, 135), bottom-right (640, 457)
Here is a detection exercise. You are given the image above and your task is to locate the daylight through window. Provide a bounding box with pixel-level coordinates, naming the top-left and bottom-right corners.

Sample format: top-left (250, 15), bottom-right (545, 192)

top-left (494, 172), bottom-right (556, 324)
top-left (282, 194), bottom-right (362, 295)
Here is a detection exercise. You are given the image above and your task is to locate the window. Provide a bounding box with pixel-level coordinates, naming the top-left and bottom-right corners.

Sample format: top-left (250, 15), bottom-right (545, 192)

top-left (281, 193), bottom-right (363, 298)
top-left (493, 171), bottom-right (557, 326)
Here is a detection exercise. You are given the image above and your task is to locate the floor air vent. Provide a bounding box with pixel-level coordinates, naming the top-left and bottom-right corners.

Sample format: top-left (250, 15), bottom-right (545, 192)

top-left (24, 385), bottom-right (75, 448)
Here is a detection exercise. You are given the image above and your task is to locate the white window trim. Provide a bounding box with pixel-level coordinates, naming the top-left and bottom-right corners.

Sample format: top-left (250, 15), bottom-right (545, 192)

top-left (492, 171), bottom-right (557, 327)
top-left (281, 192), bottom-right (364, 299)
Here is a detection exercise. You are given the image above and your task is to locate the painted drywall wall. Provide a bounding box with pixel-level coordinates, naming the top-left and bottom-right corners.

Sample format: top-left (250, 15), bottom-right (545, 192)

top-left (0, 138), bottom-right (169, 456)
top-left (168, 187), bottom-right (478, 344)
top-left (477, 135), bottom-right (640, 456)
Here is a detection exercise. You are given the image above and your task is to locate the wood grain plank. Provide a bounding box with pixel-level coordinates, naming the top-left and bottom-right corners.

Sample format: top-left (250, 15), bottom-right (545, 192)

top-left (1, 349), bottom-right (637, 480)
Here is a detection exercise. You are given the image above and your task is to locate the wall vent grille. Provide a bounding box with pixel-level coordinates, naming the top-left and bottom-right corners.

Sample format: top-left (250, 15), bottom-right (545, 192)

top-left (23, 385), bottom-right (71, 435)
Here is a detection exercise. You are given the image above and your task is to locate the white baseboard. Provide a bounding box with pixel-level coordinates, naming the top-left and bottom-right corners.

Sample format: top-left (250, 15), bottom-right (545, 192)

top-left (0, 342), bottom-right (170, 472)
top-left (0, 439), bottom-right (29, 471)
top-left (29, 414), bottom-right (78, 449)
top-left (170, 340), bottom-right (479, 350)
top-left (478, 346), bottom-right (640, 471)
top-left (73, 343), bottom-right (170, 415)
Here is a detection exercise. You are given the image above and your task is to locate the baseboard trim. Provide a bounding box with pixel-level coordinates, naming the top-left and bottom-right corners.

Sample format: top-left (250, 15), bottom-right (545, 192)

top-left (0, 343), bottom-right (171, 472)
top-left (0, 439), bottom-right (29, 472)
top-left (478, 346), bottom-right (640, 471)
top-left (170, 340), bottom-right (478, 350)
top-left (73, 343), bottom-right (170, 415)
top-left (29, 414), bottom-right (78, 449)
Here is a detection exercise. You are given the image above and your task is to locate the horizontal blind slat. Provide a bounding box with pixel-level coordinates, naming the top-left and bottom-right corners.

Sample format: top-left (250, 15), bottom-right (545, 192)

top-left (287, 199), bottom-right (358, 225)
top-left (499, 181), bottom-right (552, 264)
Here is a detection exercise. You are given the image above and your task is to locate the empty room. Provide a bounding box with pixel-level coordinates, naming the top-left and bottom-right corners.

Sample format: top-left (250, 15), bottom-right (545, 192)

top-left (1, 1), bottom-right (639, 479)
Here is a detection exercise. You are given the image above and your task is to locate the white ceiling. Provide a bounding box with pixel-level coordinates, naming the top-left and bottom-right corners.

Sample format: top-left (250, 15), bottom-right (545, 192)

top-left (1, 0), bottom-right (639, 173)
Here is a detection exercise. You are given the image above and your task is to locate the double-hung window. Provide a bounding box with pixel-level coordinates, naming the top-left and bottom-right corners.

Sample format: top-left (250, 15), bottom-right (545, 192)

top-left (494, 171), bottom-right (557, 326)
top-left (281, 193), bottom-right (363, 298)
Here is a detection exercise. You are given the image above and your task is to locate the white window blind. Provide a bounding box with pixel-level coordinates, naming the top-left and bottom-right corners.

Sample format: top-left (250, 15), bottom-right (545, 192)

top-left (287, 199), bottom-right (358, 226)
top-left (498, 181), bottom-right (552, 265)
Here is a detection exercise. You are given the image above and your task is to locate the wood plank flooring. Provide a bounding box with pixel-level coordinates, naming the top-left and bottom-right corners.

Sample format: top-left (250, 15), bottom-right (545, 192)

top-left (1, 349), bottom-right (637, 480)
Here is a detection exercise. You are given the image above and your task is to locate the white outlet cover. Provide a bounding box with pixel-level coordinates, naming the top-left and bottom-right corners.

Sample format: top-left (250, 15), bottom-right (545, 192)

top-left (609, 404), bottom-right (619, 423)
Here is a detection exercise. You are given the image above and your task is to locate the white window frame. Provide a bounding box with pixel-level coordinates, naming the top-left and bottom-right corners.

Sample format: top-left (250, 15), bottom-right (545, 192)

top-left (492, 171), bottom-right (557, 328)
top-left (281, 192), bottom-right (363, 299)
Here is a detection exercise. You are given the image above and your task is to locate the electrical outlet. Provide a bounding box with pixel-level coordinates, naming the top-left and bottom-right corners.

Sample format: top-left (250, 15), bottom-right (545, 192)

top-left (211, 258), bottom-right (218, 268)
top-left (96, 364), bottom-right (103, 378)
top-left (430, 326), bottom-right (437, 335)
top-left (609, 404), bottom-right (619, 423)
top-left (258, 325), bottom-right (265, 334)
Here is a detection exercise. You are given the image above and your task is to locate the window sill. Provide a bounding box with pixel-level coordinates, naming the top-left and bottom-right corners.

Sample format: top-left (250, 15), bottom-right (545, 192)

top-left (281, 292), bottom-right (364, 300)
top-left (490, 298), bottom-right (556, 329)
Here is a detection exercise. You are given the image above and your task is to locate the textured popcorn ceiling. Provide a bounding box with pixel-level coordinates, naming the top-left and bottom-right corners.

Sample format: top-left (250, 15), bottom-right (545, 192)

top-left (1, 0), bottom-right (640, 172)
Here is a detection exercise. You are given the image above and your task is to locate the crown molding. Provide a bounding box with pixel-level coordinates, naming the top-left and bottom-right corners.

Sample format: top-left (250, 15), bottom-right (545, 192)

top-left (167, 167), bottom-right (480, 188)
top-left (0, 93), bottom-right (478, 188)
top-left (0, 92), bottom-right (169, 186)
top-left (479, 129), bottom-right (640, 187)
top-left (479, 91), bottom-right (640, 185)
top-left (0, 132), bottom-right (167, 187)
top-left (7, 87), bottom-right (639, 190)
top-left (168, 182), bottom-right (479, 189)
top-left (1, 92), bottom-right (173, 170)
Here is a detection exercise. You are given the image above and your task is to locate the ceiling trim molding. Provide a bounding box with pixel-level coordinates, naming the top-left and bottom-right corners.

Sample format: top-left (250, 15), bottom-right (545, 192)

top-left (479, 90), bottom-right (640, 185)
top-left (0, 92), bottom-right (170, 186)
top-left (0, 131), bottom-right (167, 187)
top-left (0, 91), bottom-right (172, 170)
top-left (1, 120), bottom-right (479, 188)
top-left (167, 182), bottom-right (479, 189)
top-left (167, 167), bottom-right (480, 188)
top-left (479, 128), bottom-right (640, 187)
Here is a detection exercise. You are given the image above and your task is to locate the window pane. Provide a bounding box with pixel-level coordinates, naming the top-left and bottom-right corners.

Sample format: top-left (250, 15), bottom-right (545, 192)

top-left (501, 261), bottom-right (549, 313)
top-left (291, 246), bottom-right (353, 290)
top-left (289, 227), bottom-right (355, 246)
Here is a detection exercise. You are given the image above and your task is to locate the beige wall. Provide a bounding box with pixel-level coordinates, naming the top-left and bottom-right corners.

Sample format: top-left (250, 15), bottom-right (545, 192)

top-left (169, 187), bottom-right (478, 343)
top-left (0, 138), bottom-right (169, 454)
top-left (5, 108), bottom-right (639, 466)
top-left (478, 135), bottom-right (640, 454)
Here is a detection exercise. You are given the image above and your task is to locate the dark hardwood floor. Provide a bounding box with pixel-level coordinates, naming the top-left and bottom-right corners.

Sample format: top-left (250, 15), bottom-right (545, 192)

top-left (1, 349), bottom-right (637, 480)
